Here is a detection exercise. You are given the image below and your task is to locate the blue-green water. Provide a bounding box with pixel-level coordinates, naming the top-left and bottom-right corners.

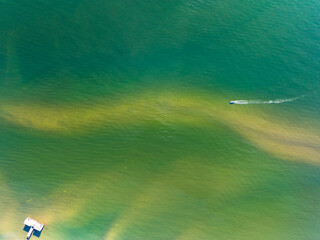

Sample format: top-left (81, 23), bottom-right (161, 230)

top-left (1, 1), bottom-right (320, 239)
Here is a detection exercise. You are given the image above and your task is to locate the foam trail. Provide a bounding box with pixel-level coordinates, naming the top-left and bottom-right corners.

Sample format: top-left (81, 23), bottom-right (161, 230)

top-left (230, 96), bottom-right (303, 105)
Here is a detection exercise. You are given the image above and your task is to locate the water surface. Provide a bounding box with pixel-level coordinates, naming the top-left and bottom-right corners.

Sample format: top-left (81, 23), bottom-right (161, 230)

top-left (0, 0), bottom-right (320, 239)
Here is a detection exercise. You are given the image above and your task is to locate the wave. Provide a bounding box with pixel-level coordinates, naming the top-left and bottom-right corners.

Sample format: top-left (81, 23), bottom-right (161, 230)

top-left (230, 96), bottom-right (303, 105)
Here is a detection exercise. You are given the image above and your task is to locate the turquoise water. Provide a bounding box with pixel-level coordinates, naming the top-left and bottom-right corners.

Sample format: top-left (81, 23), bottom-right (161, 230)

top-left (1, 0), bottom-right (320, 239)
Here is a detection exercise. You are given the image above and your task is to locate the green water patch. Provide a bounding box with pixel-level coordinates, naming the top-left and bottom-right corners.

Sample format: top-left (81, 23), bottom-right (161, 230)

top-left (1, 86), bottom-right (320, 166)
top-left (2, 0), bottom-right (319, 98)
top-left (1, 0), bottom-right (320, 238)
top-left (1, 118), bottom-right (319, 239)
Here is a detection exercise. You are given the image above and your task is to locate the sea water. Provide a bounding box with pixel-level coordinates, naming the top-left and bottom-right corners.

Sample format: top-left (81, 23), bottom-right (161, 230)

top-left (0, 0), bottom-right (320, 239)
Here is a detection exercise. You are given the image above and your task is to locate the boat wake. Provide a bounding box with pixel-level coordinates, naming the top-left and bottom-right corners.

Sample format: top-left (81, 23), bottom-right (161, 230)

top-left (229, 96), bottom-right (303, 105)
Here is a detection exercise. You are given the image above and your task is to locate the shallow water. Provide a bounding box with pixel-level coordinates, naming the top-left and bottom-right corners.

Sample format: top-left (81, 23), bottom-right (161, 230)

top-left (0, 0), bottom-right (320, 239)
